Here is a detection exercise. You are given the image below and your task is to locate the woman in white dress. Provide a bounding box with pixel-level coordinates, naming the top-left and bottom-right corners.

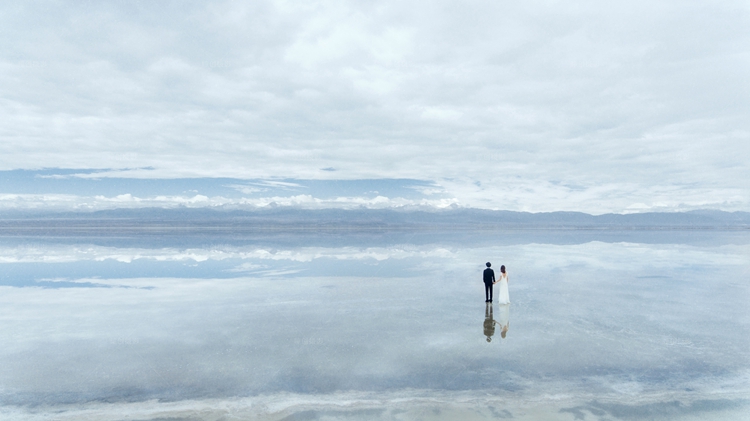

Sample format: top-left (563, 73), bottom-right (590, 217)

top-left (494, 265), bottom-right (510, 304)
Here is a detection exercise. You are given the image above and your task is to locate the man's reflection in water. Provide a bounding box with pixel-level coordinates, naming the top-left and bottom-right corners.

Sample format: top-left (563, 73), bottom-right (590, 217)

top-left (484, 302), bottom-right (497, 342)
top-left (484, 303), bottom-right (510, 342)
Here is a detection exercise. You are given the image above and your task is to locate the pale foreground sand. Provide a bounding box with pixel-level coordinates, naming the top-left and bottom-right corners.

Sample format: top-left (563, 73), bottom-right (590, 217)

top-left (4, 388), bottom-right (749, 421)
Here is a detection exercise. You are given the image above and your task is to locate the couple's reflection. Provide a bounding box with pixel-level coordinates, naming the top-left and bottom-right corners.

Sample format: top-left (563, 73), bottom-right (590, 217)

top-left (484, 302), bottom-right (510, 342)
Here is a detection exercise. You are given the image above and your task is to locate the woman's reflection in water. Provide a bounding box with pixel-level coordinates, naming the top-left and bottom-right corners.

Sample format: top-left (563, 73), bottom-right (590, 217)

top-left (484, 302), bottom-right (510, 342)
top-left (498, 303), bottom-right (510, 339)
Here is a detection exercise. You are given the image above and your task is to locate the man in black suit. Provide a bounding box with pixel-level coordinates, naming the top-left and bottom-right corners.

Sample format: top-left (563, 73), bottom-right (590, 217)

top-left (483, 262), bottom-right (495, 302)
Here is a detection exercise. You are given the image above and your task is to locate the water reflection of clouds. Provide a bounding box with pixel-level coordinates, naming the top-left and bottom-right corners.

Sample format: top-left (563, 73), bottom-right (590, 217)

top-left (0, 245), bottom-right (457, 264)
top-left (1, 236), bottom-right (748, 420)
top-left (0, 242), bottom-right (746, 269)
top-left (2, 241), bottom-right (748, 292)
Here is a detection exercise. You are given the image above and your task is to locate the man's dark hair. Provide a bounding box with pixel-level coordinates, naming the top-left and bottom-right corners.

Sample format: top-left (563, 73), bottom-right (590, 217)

top-left (486, 262), bottom-right (491, 267)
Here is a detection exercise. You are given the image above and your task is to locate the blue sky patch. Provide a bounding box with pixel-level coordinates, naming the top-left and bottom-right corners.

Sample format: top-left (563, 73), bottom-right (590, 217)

top-left (0, 169), bottom-right (447, 201)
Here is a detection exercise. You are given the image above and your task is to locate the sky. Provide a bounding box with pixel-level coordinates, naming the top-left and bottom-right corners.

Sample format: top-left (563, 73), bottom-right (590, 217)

top-left (1, 0), bottom-right (748, 214)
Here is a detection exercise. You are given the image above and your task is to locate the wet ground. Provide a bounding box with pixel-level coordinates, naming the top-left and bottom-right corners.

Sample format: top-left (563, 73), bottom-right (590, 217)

top-left (1, 230), bottom-right (748, 420)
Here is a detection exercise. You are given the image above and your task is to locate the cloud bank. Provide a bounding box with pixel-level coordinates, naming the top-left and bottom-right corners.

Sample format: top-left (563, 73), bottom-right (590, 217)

top-left (0, 1), bottom-right (748, 213)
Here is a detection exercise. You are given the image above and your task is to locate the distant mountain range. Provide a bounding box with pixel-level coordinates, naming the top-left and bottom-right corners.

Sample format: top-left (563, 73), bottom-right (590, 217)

top-left (0, 208), bottom-right (748, 233)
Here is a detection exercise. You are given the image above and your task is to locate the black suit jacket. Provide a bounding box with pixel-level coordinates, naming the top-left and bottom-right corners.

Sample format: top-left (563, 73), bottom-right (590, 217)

top-left (483, 267), bottom-right (495, 284)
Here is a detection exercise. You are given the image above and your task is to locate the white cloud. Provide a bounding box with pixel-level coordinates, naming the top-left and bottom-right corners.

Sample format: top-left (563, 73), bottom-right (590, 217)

top-left (0, 0), bottom-right (747, 213)
top-left (0, 193), bottom-right (459, 211)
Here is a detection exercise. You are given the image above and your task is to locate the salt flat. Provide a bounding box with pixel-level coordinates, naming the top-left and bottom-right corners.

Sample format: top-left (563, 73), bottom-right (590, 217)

top-left (1, 230), bottom-right (748, 420)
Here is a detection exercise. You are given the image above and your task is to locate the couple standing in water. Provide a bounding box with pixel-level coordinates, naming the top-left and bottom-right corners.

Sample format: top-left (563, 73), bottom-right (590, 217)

top-left (483, 262), bottom-right (510, 342)
top-left (482, 262), bottom-right (510, 304)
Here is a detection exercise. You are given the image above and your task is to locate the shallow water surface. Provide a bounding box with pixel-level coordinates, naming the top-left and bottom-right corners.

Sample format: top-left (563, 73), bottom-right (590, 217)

top-left (1, 230), bottom-right (748, 420)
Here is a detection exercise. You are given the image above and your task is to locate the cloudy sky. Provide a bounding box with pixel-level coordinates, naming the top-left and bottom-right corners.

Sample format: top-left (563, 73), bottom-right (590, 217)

top-left (1, 0), bottom-right (748, 213)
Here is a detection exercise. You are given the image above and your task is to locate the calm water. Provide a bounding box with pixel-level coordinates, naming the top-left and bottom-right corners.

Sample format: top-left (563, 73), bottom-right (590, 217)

top-left (1, 230), bottom-right (748, 420)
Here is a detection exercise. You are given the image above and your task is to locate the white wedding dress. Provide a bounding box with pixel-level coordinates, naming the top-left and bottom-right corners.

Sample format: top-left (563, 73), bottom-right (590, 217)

top-left (496, 273), bottom-right (510, 304)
